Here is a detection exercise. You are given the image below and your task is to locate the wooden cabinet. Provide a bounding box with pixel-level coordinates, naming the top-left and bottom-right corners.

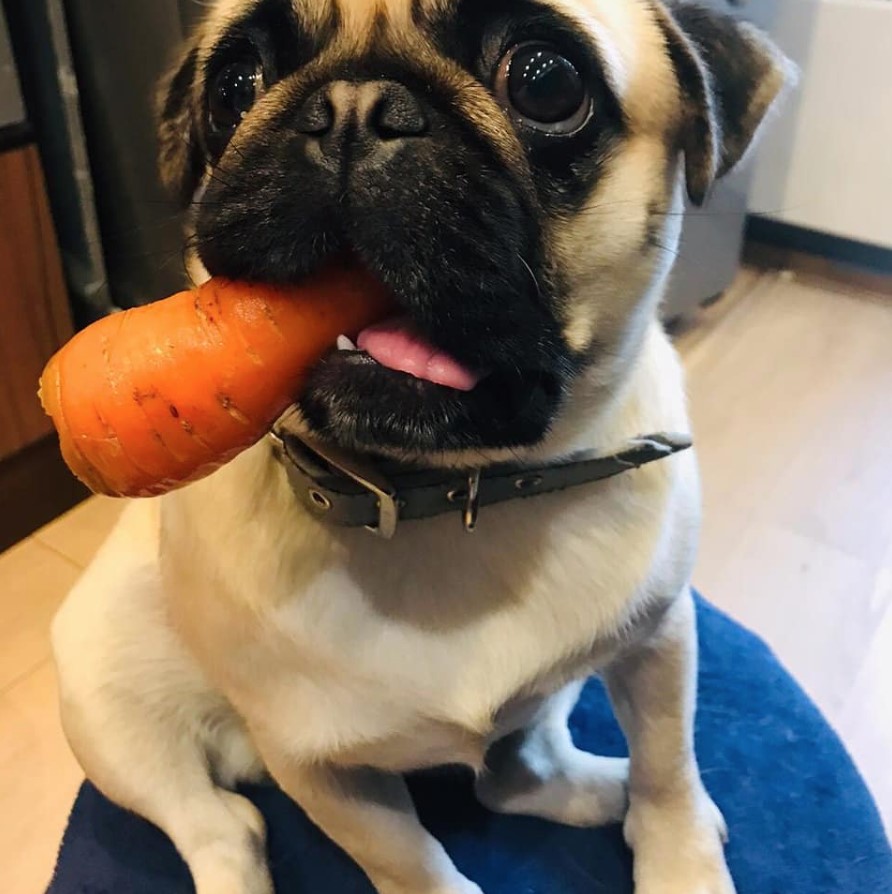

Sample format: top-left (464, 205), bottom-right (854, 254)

top-left (0, 143), bottom-right (73, 461)
top-left (0, 141), bottom-right (87, 551)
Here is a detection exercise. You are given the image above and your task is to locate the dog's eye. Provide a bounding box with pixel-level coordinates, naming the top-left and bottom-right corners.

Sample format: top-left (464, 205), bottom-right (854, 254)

top-left (496, 43), bottom-right (591, 134)
top-left (209, 60), bottom-right (261, 132)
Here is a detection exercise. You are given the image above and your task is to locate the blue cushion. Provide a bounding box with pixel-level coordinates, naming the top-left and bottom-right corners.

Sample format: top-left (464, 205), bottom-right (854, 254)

top-left (47, 596), bottom-right (891, 893)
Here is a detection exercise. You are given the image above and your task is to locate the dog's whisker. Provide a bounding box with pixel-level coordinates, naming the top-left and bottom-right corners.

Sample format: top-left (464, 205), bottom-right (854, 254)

top-left (518, 253), bottom-right (543, 301)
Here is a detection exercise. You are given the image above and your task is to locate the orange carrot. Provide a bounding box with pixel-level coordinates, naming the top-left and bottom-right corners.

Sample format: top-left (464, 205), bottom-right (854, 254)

top-left (39, 261), bottom-right (394, 498)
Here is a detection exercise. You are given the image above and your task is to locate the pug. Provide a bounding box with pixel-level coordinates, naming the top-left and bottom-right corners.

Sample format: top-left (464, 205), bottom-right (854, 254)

top-left (52, 2), bottom-right (792, 893)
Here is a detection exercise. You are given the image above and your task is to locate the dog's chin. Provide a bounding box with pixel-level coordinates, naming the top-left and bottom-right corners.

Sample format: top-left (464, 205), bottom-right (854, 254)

top-left (298, 349), bottom-right (562, 460)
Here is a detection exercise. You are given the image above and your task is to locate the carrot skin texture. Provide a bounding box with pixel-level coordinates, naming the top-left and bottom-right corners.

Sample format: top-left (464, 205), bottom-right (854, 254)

top-left (39, 264), bottom-right (394, 498)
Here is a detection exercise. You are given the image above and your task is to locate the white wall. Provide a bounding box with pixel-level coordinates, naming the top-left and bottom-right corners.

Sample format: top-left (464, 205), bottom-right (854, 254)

top-left (751, 0), bottom-right (892, 249)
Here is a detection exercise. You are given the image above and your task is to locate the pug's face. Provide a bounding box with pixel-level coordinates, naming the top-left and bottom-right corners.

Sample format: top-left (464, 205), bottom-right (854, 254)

top-left (159, 0), bottom-right (787, 460)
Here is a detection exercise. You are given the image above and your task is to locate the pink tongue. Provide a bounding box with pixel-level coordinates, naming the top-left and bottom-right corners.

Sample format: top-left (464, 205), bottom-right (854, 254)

top-left (356, 317), bottom-right (482, 392)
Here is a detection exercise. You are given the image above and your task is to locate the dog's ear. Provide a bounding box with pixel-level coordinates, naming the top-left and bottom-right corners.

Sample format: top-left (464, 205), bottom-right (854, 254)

top-left (156, 45), bottom-right (205, 207)
top-left (656, 2), bottom-right (794, 205)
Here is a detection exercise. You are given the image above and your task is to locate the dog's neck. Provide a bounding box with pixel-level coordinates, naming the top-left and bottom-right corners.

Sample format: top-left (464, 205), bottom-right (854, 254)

top-left (267, 318), bottom-right (691, 537)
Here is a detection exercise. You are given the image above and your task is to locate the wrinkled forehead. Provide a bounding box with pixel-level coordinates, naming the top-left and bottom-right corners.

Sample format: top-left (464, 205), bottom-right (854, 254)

top-left (202, 0), bottom-right (676, 123)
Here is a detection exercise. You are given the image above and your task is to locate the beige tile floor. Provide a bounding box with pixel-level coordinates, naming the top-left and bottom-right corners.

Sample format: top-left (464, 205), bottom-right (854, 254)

top-left (2, 265), bottom-right (891, 892)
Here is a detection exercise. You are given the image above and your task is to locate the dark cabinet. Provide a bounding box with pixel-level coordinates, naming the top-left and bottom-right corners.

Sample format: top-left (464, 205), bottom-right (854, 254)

top-left (0, 12), bottom-right (72, 461)
top-left (0, 9), bottom-right (84, 550)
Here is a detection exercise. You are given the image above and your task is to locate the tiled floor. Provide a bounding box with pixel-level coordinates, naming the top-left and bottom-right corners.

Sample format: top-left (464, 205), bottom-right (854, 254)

top-left (676, 265), bottom-right (892, 824)
top-left (0, 498), bottom-right (123, 894)
top-left (2, 264), bottom-right (891, 892)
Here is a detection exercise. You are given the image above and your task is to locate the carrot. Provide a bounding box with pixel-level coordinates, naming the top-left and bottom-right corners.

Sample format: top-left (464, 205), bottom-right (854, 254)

top-left (39, 260), bottom-right (395, 498)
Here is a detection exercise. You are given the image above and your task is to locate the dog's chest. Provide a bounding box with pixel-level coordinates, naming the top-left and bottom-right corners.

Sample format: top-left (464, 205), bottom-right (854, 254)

top-left (203, 477), bottom-right (675, 771)
top-left (252, 572), bottom-right (611, 772)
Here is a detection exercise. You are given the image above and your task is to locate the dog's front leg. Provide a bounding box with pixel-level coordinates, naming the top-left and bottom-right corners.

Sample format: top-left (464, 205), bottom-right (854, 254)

top-left (260, 753), bottom-right (481, 894)
top-left (605, 589), bottom-right (735, 894)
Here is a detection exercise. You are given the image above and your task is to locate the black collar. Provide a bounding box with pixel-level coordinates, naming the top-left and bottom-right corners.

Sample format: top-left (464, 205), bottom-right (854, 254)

top-left (271, 426), bottom-right (692, 539)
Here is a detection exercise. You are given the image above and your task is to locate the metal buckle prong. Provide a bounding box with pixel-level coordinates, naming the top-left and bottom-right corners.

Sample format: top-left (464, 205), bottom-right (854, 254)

top-left (463, 470), bottom-right (481, 533)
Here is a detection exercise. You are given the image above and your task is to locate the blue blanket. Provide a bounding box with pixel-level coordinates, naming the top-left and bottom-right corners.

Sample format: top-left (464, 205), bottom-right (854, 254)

top-left (48, 597), bottom-right (891, 893)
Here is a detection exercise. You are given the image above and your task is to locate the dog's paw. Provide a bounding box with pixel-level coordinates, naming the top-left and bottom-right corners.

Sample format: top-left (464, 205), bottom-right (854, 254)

top-left (427, 881), bottom-right (484, 894)
top-left (477, 751), bottom-right (629, 828)
top-left (627, 790), bottom-right (735, 894)
top-left (189, 793), bottom-right (273, 894)
top-left (380, 878), bottom-right (483, 894)
top-left (190, 841), bottom-right (274, 894)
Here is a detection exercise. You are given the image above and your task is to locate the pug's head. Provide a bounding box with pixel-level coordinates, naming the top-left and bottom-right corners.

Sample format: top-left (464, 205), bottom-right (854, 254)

top-left (158, 0), bottom-right (790, 461)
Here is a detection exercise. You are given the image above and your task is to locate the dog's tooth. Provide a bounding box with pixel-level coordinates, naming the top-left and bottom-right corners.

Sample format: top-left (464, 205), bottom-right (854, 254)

top-left (337, 335), bottom-right (357, 351)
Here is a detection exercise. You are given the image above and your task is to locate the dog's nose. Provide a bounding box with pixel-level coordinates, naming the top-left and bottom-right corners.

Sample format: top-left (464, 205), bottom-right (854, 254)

top-left (296, 80), bottom-right (428, 168)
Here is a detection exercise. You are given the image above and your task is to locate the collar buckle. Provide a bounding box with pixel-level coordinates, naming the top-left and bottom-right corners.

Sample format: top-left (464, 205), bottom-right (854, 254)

top-left (304, 437), bottom-right (401, 540)
top-left (273, 426), bottom-right (401, 539)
